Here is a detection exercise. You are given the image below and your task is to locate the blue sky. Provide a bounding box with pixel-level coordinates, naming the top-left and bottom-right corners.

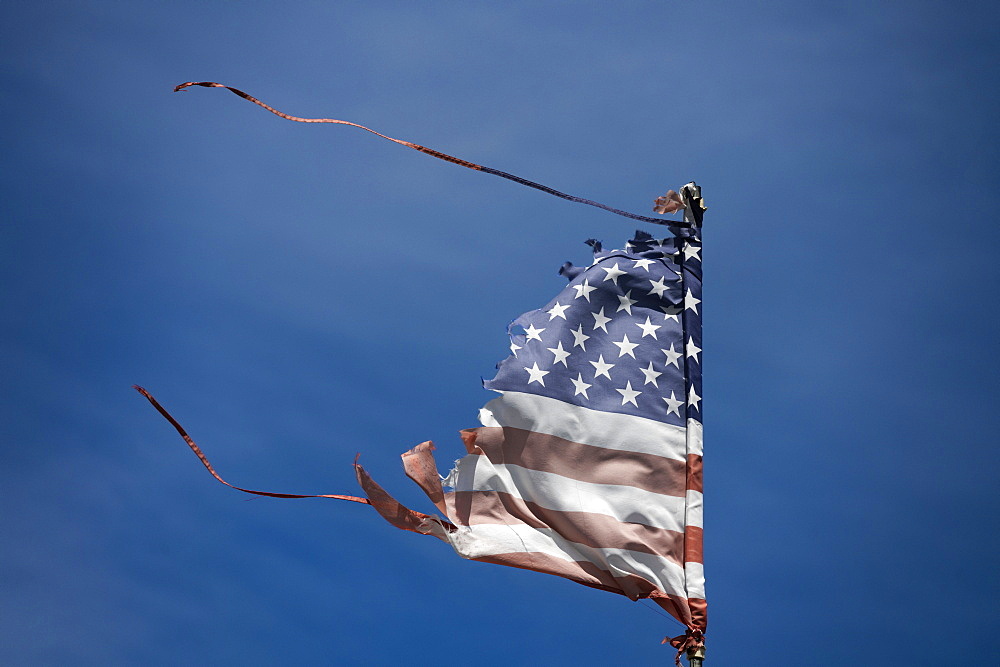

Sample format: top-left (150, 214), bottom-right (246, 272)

top-left (2, 2), bottom-right (998, 664)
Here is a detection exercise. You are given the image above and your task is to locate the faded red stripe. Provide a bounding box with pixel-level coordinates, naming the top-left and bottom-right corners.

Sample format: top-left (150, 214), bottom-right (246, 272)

top-left (401, 441), bottom-right (447, 515)
top-left (684, 525), bottom-right (704, 564)
top-left (685, 445), bottom-right (704, 567)
top-left (687, 597), bottom-right (707, 632)
top-left (354, 464), bottom-right (453, 536)
top-left (687, 452), bottom-right (703, 493)
top-left (462, 427), bottom-right (702, 496)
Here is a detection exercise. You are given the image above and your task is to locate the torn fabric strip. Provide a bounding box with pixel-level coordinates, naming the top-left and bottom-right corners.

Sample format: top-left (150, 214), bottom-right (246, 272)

top-left (173, 82), bottom-right (692, 229)
top-left (362, 229), bottom-right (706, 633)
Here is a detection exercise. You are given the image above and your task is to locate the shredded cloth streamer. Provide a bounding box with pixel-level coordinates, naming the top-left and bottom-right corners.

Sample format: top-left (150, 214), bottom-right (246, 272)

top-left (133, 386), bottom-right (370, 504)
top-left (173, 81), bottom-right (690, 228)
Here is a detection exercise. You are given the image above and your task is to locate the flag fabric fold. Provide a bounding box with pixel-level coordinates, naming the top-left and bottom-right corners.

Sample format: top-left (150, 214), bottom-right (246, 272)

top-left (361, 228), bottom-right (706, 634)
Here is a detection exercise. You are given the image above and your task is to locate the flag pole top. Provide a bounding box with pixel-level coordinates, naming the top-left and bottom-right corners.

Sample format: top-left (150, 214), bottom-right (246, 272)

top-left (686, 644), bottom-right (706, 666)
top-left (679, 182), bottom-right (706, 227)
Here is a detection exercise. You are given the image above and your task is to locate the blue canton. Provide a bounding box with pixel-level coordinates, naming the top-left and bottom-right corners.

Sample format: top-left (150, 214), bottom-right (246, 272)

top-left (485, 230), bottom-right (703, 427)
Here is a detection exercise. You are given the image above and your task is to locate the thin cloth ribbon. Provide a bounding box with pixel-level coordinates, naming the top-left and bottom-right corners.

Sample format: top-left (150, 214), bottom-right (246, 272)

top-left (664, 628), bottom-right (706, 666)
top-left (133, 385), bottom-right (370, 504)
top-left (173, 81), bottom-right (691, 228)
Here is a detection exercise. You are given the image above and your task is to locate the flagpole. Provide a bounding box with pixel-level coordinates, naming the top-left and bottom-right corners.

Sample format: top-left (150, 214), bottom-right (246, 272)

top-left (686, 645), bottom-right (706, 666)
top-left (681, 181), bottom-right (705, 667)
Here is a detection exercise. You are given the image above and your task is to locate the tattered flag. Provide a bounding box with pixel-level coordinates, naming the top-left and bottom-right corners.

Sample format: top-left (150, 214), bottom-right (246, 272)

top-left (138, 84), bottom-right (706, 659)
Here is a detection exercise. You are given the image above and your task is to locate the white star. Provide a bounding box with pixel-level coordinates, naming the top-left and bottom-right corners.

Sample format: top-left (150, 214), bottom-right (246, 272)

top-left (639, 361), bottom-right (662, 387)
top-left (525, 363), bottom-right (549, 386)
top-left (602, 262), bottom-right (626, 285)
top-left (635, 316), bottom-right (661, 338)
top-left (617, 290), bottom-right (637, 314)
top-left (570, 373), bottom-right (592, 399)
top-left (570, 324), bottom-right (590, 350)
top-left (589, 354), bottom-right (615, 380)
top-left (547, 341), bottom-right (571, 367)
top-left (572, 279), bottom-right (596, 302)
top-left (688, 385), bottom-right (701, 411)
top-left (685, 289), bottom-right (701, 314)
top-left (633, 258), bottom-right (655, 271)
top-left (510, 341), bottom-right (521, 357)
top-left (612, 334), bottom-right (639, 359)
top-left (547, 302), bottom-right (569, 320)
top-left (663, 391), bottom-right (683, 417)
top-left (686, 337), bottom-right (702, 363)
top-left (648, 276), bottom-right (669, 298)
top-left (683, 243), bottom-right (701, 261)
top-left (524, 323), bottom-right (545, 342)
top-left (615, 381), bottom-right (642, 407)
top-left (661, 305), bottom-right (681, 323)
top-left (662, 343), bottom-right (682, 368)
top-left (591, 307), bottom-right (612, 333)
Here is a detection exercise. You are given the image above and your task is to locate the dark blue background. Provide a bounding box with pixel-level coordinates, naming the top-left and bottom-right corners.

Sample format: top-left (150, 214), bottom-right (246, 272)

top-left (2, 2), bottom-right (998, 664)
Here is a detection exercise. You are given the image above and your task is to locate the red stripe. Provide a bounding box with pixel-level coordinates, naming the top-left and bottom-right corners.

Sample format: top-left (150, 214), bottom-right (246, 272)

top-left (684, 439), bottom-right (704, 575)
top-left (684, 525), bottom-right (704, 564)
top-left (354, 463), bottom-right (454, 535)
top-left (462, 427), bottom-right (702, 496)
top-left (687, 597), bottom-right (707, 632)
top-left (687, 452), bottom-right (703, 494)
top-left (401, 440), bottom-right (448, 515)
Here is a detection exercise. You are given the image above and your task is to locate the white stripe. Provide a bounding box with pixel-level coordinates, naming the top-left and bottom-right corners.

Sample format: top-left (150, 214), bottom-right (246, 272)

top-left (444, 456), bottom-right (702, 532)
top-left (684, 561), bottom-right (706, 599)
top-left (686, 418), bottom-right (703, 456)
top-left (479, 391), bottom-right (688, 462)
top-left (685, 489), bottom-right (703, 529)
top-left (445, 523), bottom-right (689, 600)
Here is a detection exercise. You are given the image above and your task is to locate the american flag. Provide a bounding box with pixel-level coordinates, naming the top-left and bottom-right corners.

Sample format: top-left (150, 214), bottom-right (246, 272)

top-left (137, 83), bottom-right (707, 654)
top-left (359, 229), bottom-right (706, 636)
